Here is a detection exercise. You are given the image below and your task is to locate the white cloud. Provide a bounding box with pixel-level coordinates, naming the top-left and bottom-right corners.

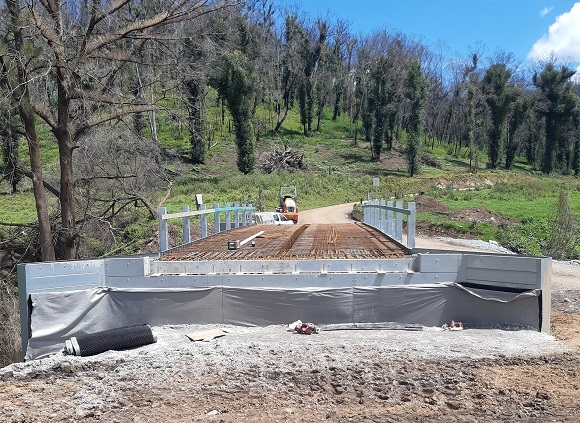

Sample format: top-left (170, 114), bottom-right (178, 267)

top-left (528, 3), bottom-right (580, 61)
top-left (540, 6), bottom-right (553, 17)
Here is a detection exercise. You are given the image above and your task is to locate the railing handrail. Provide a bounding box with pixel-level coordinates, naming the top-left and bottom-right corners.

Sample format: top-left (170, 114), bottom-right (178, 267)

top-left (158, 202), bottom-right (254, 252)
top-left (159, 204), bottom-right (252, 221)
top-left (362, 199), bottom-right (416, 248)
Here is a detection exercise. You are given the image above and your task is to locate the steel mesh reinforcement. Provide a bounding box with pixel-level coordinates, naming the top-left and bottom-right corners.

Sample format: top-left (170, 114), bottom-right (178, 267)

top-left (161, 223), bottom-right (409, 261)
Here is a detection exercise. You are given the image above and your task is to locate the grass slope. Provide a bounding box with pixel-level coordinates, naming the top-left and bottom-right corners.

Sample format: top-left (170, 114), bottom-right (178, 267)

top-left (1, 106), bottom-right (579, 259)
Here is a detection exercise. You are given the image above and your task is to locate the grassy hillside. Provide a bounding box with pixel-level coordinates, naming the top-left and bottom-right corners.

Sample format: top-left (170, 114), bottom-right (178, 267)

top-left (1, 106), bottom-right (579, 259)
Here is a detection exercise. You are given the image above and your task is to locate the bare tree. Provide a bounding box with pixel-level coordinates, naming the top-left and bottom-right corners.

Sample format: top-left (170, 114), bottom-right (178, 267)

top-left (2, 0), bottom-right (236, 260)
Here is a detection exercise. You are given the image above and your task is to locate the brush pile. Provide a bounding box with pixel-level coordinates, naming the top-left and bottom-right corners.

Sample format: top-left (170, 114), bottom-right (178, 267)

top-left (259, 145), bottom-right (305, 174)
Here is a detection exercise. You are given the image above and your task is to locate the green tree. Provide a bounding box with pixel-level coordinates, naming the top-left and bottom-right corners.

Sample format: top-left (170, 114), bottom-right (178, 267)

top-left (275, 14), bottom-right (303, 132)
top-left (210, 51), bottom-right (258, 174)
top-left (482, 64), bottom-right (516, 169)
top-left (505, 94), bottom-right (527, 170)
top-left (532, 63), bottom-right (576, 174)
top-left (368, 56), bottom-right (389, 159)
top-left (297, 20), bottom-right (327, 136)
top-left (405, 60), bottom-right (429, 177)
top-left (183, 36), bottom-right (208, 165)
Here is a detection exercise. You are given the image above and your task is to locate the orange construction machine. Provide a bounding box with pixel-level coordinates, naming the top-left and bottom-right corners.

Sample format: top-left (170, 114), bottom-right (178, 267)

top-left (276, 186), bottom-right (299, 223)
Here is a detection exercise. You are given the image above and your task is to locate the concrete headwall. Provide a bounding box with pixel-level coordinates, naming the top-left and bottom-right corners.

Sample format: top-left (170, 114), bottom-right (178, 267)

top-left (18, 251), bottom-right (551, 359)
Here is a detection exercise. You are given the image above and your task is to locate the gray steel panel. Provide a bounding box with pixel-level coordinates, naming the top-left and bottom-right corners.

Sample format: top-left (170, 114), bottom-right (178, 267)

top-left (539, 258), bottom-right (552, 333)
top-left (24, 259), bottom-right (104, 279)
top-left (106, 257), bottom-right (149, 277)
top-left (109, 271), bottom-right (458, 289)
top-left (415, 254), bottom-right (462, 272)
top-left (465, 268), bottom-right (538, 288)
top-left (463, 255), bottom-right (540, 272)
top-left (107, 275), bottom-right (214, 288)
top-left (150, 258), bottom-right (415, 275)
top-left (26, 276), bottom-right (103, 292)
top-left (18, 264), bottom-right (29, 359)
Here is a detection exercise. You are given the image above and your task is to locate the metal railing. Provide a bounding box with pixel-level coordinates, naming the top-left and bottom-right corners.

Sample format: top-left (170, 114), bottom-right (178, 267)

top-left (158, 203), bottom-right (254, 252)
top-left (362, 199), bottom-right (416, 248)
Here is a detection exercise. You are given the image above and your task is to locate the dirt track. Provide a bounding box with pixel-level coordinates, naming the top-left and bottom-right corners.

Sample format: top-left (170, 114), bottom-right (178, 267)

top-left (1, 203), bottom-right (579, 422)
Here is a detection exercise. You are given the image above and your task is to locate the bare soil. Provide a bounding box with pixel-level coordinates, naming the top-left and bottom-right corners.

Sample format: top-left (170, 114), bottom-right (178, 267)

top-left (414, 195), bottom-right (452, 214)
top-left (1, 203), bottom-right (579, 422)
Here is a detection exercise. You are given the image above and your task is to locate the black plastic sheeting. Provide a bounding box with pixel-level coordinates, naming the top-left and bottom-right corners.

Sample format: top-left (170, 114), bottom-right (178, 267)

top-left (65, 324), bottom-right (156, 357)
top-left (26, 284), bottom-right (541, 360)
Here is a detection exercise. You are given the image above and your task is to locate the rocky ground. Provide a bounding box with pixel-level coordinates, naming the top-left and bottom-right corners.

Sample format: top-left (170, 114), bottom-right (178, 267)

top-left (1, 203), bottom-right (579, 422)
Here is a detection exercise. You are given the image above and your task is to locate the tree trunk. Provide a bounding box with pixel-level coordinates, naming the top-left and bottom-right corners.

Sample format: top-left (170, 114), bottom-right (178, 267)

top-left (55, 75), bottom-right (77, 260)
top-left (21, 105), bottom-right (56, 261)
top-left (149, 85), bottom-right (158, 143)
top-left (542, 116), bottom-right (557, 174)
top-left (5, 0), bottom-right (55, 261)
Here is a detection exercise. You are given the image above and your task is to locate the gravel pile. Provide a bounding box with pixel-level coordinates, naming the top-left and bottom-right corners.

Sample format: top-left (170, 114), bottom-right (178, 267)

top-left (1, 323), bottom-right (567, 381)
top-left (435, 237), bottom-right (515, 254)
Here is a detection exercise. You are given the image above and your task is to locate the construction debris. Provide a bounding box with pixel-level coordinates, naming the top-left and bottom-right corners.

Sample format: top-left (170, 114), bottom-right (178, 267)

top-left (288, 320), bottom-right (320, 335)
top-left (186, 328), bottom-right (228, 342)
top-left (442, 321), bottom-right (464, 331)
top-left (321, 322), bottom-right (423, 331)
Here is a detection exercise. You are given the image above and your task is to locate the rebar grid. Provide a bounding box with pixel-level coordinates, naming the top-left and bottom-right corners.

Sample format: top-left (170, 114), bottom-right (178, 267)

top-left (160, 223), bottom-right (409, 261)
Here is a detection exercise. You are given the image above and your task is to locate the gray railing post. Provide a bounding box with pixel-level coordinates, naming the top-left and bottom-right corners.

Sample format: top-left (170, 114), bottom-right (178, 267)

top-left (214, 202), bottom-right (220, 234)
top-left (234, 202), bottom-right (240, 228)
top-left (225, 203), bottom-right (231, 230)
top-left (395, 201), bottom-right (403, 242)
top-left (407, 202), bottom-right (416, 248)
top-left (363, 201), bottom-right (369, 223)
top-left (386, 200), bottom-right (394, 236)
top-left (200, 204), bottom-right (207, 238)
top-left (248, 204), bottom-right (253, 225)
top-left (159, 207), bottom-right (168, 252)
top-left (241, 203), bottom-right (247, 226)
top-left (379, 199), bottom-right (387, 234)
top-left (17, 264), bottom-right (28, 359)
top-left (182, 205), bottom-right (191, 245)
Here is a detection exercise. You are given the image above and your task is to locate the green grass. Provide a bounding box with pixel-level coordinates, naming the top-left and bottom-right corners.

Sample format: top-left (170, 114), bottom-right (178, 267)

top-left (2, 99), bottom-right (579, 259)
top-left (424, 177), bottom-right (580, 257)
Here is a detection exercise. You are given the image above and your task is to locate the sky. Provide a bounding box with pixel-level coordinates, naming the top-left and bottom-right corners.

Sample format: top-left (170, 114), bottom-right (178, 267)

top-left (289, 0), bottom-right (580, 73)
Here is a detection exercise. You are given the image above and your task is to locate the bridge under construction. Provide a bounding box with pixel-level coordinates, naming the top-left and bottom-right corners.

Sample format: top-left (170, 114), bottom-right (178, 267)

top-left (18, 202), bottom-right (552, 361)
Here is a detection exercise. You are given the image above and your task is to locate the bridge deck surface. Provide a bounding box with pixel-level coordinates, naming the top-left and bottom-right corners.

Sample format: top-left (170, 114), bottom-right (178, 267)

top-left (160, 223), bottom-right (409, 261)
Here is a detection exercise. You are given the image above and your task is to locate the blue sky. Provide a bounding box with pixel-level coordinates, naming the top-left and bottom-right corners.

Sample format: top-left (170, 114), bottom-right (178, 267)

top-left (288, 1), bottom-right (580, 70)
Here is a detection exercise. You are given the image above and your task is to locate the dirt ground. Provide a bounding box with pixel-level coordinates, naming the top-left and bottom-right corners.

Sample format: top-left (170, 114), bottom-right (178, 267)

top-left (1, 204), bottom-right (579, 422)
